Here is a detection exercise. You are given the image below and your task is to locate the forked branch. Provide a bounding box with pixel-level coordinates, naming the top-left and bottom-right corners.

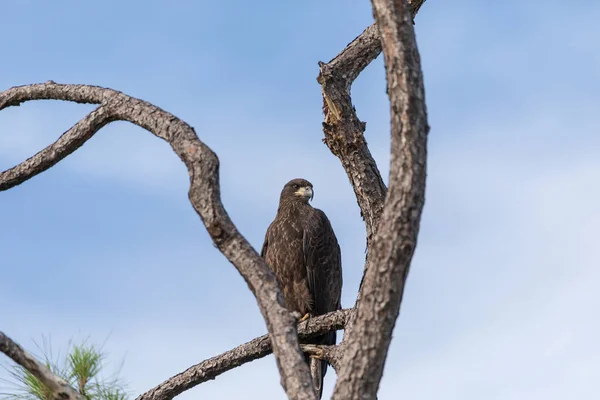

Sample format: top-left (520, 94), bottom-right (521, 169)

top-left (317, 0), bottom-right (426, 247)
top-left (332, 0), bottom-right (429, 398)
top-left (0, 82), bottom-right (317, 400)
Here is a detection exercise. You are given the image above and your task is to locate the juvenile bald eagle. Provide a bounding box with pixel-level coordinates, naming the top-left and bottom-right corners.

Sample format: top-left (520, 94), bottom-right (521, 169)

top-left (261, 178), bottom-right (342, 398)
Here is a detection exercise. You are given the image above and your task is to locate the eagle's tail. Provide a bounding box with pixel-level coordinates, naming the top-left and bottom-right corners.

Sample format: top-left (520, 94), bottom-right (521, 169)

top-left (309, 357), bottom-right (326, 399)
top-left (306, 329), bottom-right (336, 399)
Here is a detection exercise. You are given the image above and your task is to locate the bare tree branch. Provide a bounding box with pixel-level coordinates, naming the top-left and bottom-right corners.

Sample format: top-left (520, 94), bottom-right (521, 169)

top-left (317, 28), bottom-right (386, 249)
top-left (0, 82), bottom-right (317, 400)
top-left (0, 331), bottom-right (84, 400)
top-left (317, 0), bottom-right (426, 248)
top-left (0, 104), bottom-right (114, 191)
top-left (137, 309), bottom-right (351, 400)
top-left (332, 0), bottom-right (429, 398)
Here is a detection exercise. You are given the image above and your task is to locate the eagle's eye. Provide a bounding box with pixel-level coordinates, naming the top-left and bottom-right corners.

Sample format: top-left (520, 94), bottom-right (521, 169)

top-left (293, 184), bottom-right (299, 189)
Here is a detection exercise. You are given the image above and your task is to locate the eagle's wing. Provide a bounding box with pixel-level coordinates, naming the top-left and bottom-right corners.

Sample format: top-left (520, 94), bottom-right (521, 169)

top-left (303, 208), bottom-right (342, 316)
top-left (302, 208), bottom-right (342, 398)
top-left (260, 233), bottom-right (268, 258)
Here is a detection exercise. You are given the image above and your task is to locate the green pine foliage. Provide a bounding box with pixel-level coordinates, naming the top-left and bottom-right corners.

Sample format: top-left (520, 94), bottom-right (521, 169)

top-left (1, 337), bottom-right (128, 400)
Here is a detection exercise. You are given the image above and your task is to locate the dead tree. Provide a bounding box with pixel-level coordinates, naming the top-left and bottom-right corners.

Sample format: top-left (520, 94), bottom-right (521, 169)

top-left (0, 1), bottom-right (429, 399)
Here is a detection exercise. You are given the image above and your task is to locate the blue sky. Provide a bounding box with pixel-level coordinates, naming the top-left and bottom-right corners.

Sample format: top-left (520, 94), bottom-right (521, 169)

top-left (1, 0), bottom-right (599, 398)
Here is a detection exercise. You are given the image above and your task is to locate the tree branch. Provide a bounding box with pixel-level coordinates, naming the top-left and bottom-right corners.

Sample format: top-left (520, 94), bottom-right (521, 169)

top-left (317, 0), bottom-right (426, 248)
top-left (0, 104), bottom-right (114, 191)
top-left (317, 28), bottom-right (386, 249)
top-left (136, 309), bottom-right (351, 400)
top-left (0, 331), bottom-right (84, 400)
top-left (332, 0), bottom-right (429, 398)
top-left (0, 82), bottom-right (317, 400)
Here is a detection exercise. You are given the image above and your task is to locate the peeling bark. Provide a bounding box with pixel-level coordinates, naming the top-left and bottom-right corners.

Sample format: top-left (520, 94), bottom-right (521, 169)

top-left (317, 0), bottom-right (426, 247)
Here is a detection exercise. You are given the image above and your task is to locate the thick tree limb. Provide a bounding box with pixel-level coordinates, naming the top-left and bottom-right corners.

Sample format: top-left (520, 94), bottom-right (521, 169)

top-left (317, 26), bottom-right (386, 249)
top-left (0, 83), bottom-right (317, 400)
top-left (331, 0), bottom-right (429, 399)
top-left (137, 309), bottom-right (351, 400)
top-left (0, 331), bottom-right (84, 400)
top-left (317, 0), bottom-right (426, 247)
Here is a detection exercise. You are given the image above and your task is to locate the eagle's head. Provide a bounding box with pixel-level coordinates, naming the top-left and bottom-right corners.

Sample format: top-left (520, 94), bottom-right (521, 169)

top-left (280, 178), bottom-right (314, 204)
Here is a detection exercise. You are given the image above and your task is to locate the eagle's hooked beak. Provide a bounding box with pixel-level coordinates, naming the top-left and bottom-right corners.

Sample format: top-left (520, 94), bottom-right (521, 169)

top-left (296, 186), bottom-right (313, 201)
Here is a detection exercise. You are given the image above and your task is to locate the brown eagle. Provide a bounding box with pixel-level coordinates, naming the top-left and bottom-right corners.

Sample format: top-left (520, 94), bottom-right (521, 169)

top-left (261, 178), bottom-right (342, 398)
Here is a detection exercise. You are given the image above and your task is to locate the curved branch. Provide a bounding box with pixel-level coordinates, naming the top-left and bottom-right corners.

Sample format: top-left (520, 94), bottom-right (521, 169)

top-left (332, 0), bottom-right (429, 398)
top-left (0, 82), bottom-right (316, 400)
top-left (136, 309), bottom-right (351, 400)
top-left (317, 0), bottom-right (426, 248)
top-left (0, 331), bottom-right (84, 400)
top-left (0, 104), bottom-right (114, 191)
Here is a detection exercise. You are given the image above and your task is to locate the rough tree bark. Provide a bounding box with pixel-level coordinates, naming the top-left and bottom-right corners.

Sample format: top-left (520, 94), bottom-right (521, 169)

top-left (331, 0), bottom-right (429, 398)
top-left (318, 0), bottom-right (426, 247)
top-left (0, 0), bottom-right (428, 398)
top-left (316, 2), bottom-right (426, 355)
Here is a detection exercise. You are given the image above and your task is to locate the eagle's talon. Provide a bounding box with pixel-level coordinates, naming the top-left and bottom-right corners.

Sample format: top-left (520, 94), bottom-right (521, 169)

top-left (298, 313), bottom-right (310, 323)
top-left (309, 348), bottom-right (324, 360)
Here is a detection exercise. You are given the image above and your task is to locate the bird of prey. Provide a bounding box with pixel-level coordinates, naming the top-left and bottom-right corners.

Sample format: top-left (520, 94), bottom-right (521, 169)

top-left (261, 178), bottom-right (342, 398)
